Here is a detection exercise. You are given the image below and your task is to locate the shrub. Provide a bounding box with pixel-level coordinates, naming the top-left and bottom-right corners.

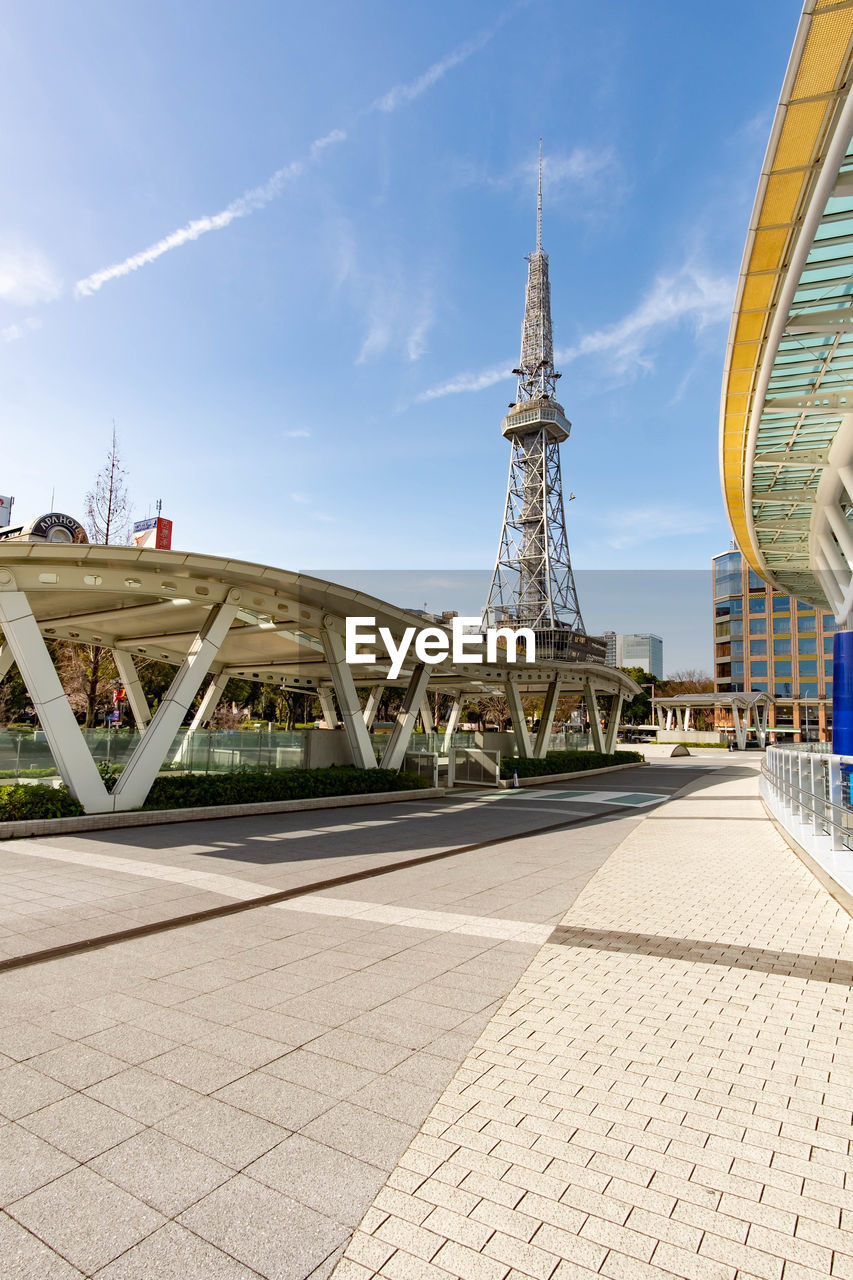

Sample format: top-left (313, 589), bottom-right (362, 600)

top-left (500, 749), bottom-right (643, 779)
top-left (0, 767), bottom-right (57, 779)
top-left (142, 766), bottom-right (429, 811)
top-left (0, 785), bottom-right (83, 820)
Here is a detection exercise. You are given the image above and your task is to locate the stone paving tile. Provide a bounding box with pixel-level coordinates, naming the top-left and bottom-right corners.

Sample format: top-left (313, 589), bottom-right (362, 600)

top-left (0, 765), bottom-right (702, 1278)
top-left (178, 1172), bottom-right (349, 1280)
top-left (89, 1128), bottom-right (233, 1216)
top-left (7, 1165), bottom-right (165, 1274)
top-left (0, 1122), bottom-right (77, 1205)
top-left (330, 764), bottom-right (853, 1280)
top-left (0, 1210), bottom-right (85, 1278)
top-left (92, 1220), bottom-right (259, 1278)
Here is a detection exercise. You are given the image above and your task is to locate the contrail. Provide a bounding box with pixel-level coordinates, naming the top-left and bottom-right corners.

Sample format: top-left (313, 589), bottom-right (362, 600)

top-left (74, 131), bottom-right (345, 297)
top-left (74, 11), bottom-right (519, 300)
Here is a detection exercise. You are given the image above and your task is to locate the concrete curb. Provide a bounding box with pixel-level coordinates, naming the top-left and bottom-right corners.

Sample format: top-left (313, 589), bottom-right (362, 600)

top-left (0, 786), bottom-right (445, 841)
top-left (497, 760), bottom-right (648, 789)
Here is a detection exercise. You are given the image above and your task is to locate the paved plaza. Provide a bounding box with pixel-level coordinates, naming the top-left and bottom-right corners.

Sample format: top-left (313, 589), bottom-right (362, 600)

top-left (0, 756), bottom-right (851, 1279)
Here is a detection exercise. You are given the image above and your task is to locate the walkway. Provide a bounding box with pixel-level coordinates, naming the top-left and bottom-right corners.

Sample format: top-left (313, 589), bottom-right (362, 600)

top-left (1, 756), bottom-right (850, 1279)
top-left (333, 764), bottom-right (853, 1280)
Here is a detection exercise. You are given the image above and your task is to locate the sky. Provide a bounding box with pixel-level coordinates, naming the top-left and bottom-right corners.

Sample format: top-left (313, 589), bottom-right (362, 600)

top-left (0, 0), bottom-right (804, 671)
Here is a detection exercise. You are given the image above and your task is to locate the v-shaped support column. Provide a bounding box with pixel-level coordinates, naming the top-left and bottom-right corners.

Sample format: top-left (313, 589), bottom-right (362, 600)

top-left (321, 623), bottom-right (377, 770)
top-left (111, 650), bottom-right (151, 729)
top-left (381, 664), bottom-right (431, 771)
top-left (583, 681), bottom-right (605, 753)
top-left (0, 591), bottom-right (110, 811)
top-left (0, 644), bottom-right (15, 682)
top-left (111, 601), bottom-right (238, 811)
top-left (504, 679), bottom-right (532, 758)
top-left (603, 693), bottom-right (624, 754)
top-left (534, 677), bottom-right (563, 757)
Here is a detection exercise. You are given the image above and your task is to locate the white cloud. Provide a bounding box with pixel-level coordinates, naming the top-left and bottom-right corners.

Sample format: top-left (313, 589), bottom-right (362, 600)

top-left (289, 492), bottom-right (310, 505)
top-left (406, 293), bottom-right (435, 362)
top-left (0, 248), bottom-right (61, 306)
top-left (414, 360), bottom-right (514, 402)
top-left (74, 9), bottom-right (518, 301)
top-left (0, 316), bottom-right (42, 343)
top-left (557, 262), bottom-right (733, 373)
top-left (283, 428), bottom-right (311, 438)
top-left (370, 25), bottom-right (496, 114)
top-left (415, 261), bottom-right (734, 401)
top-left (74, 130), bottom-right (347, 298)
top-left (598, 504), bottom-right (717, 551)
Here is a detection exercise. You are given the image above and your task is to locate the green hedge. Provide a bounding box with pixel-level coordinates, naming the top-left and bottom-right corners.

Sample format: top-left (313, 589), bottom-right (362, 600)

top-left (500, 749), bottom-right (643, 779)
top-left (0, 785), bottom-right (83, 820)
top-left (142, 766), bottom-right (429, 811)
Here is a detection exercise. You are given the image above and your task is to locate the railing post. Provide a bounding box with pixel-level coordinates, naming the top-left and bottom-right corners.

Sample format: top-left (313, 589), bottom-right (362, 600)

top-left (828, 755), bottom-right (845, 850)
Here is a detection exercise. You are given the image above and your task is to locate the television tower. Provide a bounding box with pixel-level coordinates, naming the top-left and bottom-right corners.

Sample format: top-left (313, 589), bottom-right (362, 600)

top-left (485, 143), bottom-right (602, 663)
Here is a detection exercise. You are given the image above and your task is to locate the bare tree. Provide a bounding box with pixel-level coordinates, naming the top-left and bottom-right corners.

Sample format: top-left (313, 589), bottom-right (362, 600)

top-left (663, 669), bottom-right (714, 693)
top-left (68, 428), bottom-right (132, 726)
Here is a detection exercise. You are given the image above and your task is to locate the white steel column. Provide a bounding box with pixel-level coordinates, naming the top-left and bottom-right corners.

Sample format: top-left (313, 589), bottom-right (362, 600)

top-left (656, 704), bottom-right (666, 729)
top-left (504, 678), bottom-right (532, 759)
top-left (111, 650), bottom-right (151, 729)
top-left (317, 685), bottom-right (339, 729)
top-left (604, 693), bottom-right (624, 754)
top-left (171, 667), bottom-right (230, 764)
top-left (111, 601), bottom-right (238, 811)
top-left (684, 706), bottom-right (692, 731)
top-left (419, 696), bottom-right (434, 734)
top-left (0, 644), bottom-right (15, 682)
top-left (363, 685), bottom-right (383, 728)
top-left (534, 677), bottom-right (563, 757)
top-left (583, 681), bottom-right (605, 753)
top-left (381, 664), bottom-right (431, 771)
top-left (756, 700), bottom-right (770, 749)
top-left (443, 694), bottom-right (466, 740)
top-left (0, 591), bottom-right (109, 812)
top-left (666, 709), bottom-right (673, 730)
top-left (321, 623), bottom-right (377, 770)
top-left (732, 703), bottom-right (746, 751)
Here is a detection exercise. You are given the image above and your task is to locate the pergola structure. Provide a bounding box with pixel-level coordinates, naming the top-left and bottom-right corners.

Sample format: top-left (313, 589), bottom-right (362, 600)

top-left (0, 542), bottom-right (639, 814)
top-left (655, 693), bottom-right (774, 750)
top-left (721, 0), bottom-right (853, 619)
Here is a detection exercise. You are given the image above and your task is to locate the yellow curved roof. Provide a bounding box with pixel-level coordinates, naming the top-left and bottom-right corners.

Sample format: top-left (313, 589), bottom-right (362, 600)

top-left (721, 0), bottom-right (853, 590)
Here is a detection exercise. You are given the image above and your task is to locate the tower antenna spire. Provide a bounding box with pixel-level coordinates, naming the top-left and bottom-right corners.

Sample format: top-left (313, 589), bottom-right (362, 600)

top-left (537, 138), bottom-right (543, 253)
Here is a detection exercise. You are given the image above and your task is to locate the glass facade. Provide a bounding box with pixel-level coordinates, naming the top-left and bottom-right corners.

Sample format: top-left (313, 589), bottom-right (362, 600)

top-left (712, 549), bottom-right (834, 740)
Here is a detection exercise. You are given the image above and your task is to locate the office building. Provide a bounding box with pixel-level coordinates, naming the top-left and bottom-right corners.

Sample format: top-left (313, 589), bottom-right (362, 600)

top-left (713, 549), bottom-right (834, 741)
top-left (602, 632), bottom-right (663, 679)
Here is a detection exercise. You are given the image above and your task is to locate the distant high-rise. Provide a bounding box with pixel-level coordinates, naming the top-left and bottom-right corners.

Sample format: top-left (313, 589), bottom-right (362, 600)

top-left (602, 632), bottom-right (663, 680)
top-left (485, 144), bottom-right (603, 664)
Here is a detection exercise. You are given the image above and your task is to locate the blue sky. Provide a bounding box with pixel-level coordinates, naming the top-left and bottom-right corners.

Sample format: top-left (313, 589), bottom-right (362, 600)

top-left (1, 0), bottom-right (800, 604)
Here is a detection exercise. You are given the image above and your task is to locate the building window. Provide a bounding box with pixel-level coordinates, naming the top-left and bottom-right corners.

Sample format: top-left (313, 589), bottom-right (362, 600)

top-left (732, 661), bottom-right (744, 679)
top-left (773, 617), bottom-right (790, 634)
top-left (747, 569), bottom-right (764, 591)
top-left (800, 682), bottom-right (818, 697)
top-left (799, 660), bottom-right (817, 677)
top-left (775, 681), bottom-right (793, 697)
top-left (749, 618), bottom-right (766, 636)
top-left (750, 661), bottom-right (767, 677)
top-left (775, 660), bottom-right (792, 677)
top-left (774, 638), bottom-right (791, 655)
top-left (825, 634), bottom-right (834, 653)
top-left (750, 640), bottom-right (767, 656)
top-left (732, 641), bottom-right (743, 657)
top-left (825, 657), bottom-right (833, 676)
top-left (731, 620), bottom-right (743, 639)
top-left (773, 596), bottom-right (790, 612)
top-left (799, 637), bottom-right (817, 655)
top-left (748, 597), bottom-right (766, 613)
top-left (714, 553), bottom-right (742, 600)
top-left (751, 681), bottom-right (768, 692)
top-left (823, 615), bottom-right (836, 631)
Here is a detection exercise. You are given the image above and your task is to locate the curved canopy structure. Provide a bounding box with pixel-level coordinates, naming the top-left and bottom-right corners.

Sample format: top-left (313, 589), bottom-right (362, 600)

top-left (721, 0), bottom-right (853, 617)
top-left (0, 541), bottom-right (638, 813)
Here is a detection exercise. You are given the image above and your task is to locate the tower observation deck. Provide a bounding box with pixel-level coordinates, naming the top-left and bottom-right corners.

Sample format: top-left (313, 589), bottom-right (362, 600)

top-left (485, 144), bottom-right (604, 664)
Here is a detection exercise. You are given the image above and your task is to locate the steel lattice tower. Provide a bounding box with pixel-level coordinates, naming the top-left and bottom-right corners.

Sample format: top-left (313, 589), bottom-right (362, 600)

top-left (485, 145), bottom-right (603, 663)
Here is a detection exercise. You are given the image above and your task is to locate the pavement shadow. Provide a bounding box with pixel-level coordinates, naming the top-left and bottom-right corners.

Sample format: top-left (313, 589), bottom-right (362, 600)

top-left (547, 924), bottom-right (853, 985)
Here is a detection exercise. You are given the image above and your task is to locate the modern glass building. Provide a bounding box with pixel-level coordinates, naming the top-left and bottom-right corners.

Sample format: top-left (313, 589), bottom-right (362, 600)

top-left (602, 632), bottom-right (663, 680)
top-left (713, 549), bottom-right (835, 741)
